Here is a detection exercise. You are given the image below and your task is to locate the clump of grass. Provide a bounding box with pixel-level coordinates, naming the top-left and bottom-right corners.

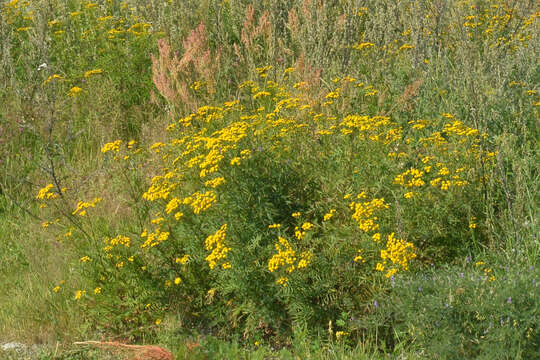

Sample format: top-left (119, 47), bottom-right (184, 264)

top-left (374, 258), bottom-right (539, 359)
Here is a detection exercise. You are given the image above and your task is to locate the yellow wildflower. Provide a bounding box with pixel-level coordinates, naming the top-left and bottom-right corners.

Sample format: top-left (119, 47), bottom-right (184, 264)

top-left (205, 224), bottom-right (230, 269)
top-left (301, 222), bottom-right (314, 231)
top-left (323, 209), bottom-right (336, 221)
top-left (43, 74), bottom-right (63, 85)
top-left (353, 42), bottom-right (375, 50)
top-left (165, 198), bottom-right (180, 214)
top-left (84, 69), bottom-right (102, 78)
top-left (101, 140), bottom-right (122, 153)
top-left (176, 254), bottom-right (189, 264)
top-left (354, 249), bottom-right (365, 263)
top-left (67, 86), bottom-right (83, 97)
top-left (74, 290), bottom-right (85, 300)
top-left (36, 184), bottom-right (54, 199)
top-left (174, 212), bottom-right (184, 220)
top-left (253, 91), bottom-right (271, 99)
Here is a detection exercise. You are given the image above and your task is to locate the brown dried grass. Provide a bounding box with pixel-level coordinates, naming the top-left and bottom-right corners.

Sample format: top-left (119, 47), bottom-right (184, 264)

top-left (74, 341), bottom-right (173, 360)
top-left (151, 23), bottom-right (220, 114)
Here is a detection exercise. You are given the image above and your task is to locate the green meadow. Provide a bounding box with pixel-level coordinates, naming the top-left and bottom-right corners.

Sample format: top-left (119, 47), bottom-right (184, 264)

top-left (0, 0), bottom-right (538, 358)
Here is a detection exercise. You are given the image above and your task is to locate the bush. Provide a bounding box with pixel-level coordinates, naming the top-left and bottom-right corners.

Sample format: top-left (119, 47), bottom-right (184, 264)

top-left (35, 65), bottom-right (499, 342)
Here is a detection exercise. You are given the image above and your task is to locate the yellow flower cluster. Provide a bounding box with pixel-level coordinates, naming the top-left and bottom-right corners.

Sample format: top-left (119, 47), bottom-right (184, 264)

top-left (165, 197), bottom-right (180, 214)
top-left (323, 209), bottom-right (336, 221)
top-left (43, 74), bottom-right (63, 85)
top-left (353, 249), bottom-right (365, 263)
top-left (294, 222), bottom-right (314, 240)
top-left (268, 236), bottom-right (312, 283)
top-left (183, 191), bottom-right (217, 214)
top-left (377, 233), bottom-right (417, 278)
top-left (339, 115), bottom-right (391, 135)
top-left (74, 290), bottom-right (86, 300)
top-left (268, 237), bottom-right (296, 273)
top-left (429, 163), bottom-right (469, 191)
top-left (107, 235), bottom-right (131, 249)
top-left (101, 140), bottom-right (122, 153)
top-left (84, 69), bottom-right (102, 78)
top-left (149, 142), bottom-right (165, 153)
top-left (204, 177), bottom-right (226, 188)
top-left (253, 91), bottom-right (271, 99)
top-left (36, 184), bottom-right (56, 200)
top-left (443, 121), bottom-right (479, 138)
top-left (175, 254), bottom-right (189, 264)
top-left (72, 197), bottom-right (102, 216)
top-left (205, 224), bottom-right (230, 270)
top-left (350, 196), bottom-right (389, 232)
top-left (347, 193), bottom-right (417, 276)
top-left (353, 42), bottom-right (375, 50)
top-left (140, 228), bottom-right (170, 248)
top-left (142, 175), bottom-right (178, 201)
top-left (394, 168), bottom-right (426, 188)
top-left (67, 86), bottom-right (83, 97)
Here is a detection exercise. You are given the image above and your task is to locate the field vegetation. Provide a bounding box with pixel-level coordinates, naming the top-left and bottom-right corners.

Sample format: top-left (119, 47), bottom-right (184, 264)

top-left (0, 0), bottom-right (538, 358)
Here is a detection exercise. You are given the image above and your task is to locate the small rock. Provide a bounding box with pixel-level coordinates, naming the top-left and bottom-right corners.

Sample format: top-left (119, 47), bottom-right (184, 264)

top-left (1, 342), bottom-right (26, 352)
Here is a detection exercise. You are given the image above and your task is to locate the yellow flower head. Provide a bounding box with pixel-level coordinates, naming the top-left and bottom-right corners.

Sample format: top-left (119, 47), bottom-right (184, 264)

top-left (323, 209), bottom-right (336, 221)
top-left (176, 254), bottom-right (189, 264)
top-left (74, 290), bottom-right (86, 300)
top-left (84, 69), bottom-right (102, 78)
top-left (67, 86), bottom-right (83, 97)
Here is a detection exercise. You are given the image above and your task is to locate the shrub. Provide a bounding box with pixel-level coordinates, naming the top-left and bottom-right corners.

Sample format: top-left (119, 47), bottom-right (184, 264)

top-left (35, 64), bottom-right (499, 342)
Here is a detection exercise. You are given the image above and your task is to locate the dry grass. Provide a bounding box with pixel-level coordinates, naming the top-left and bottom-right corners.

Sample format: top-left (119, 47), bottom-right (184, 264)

top-left (74, 341), bottom-right (173, 360)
